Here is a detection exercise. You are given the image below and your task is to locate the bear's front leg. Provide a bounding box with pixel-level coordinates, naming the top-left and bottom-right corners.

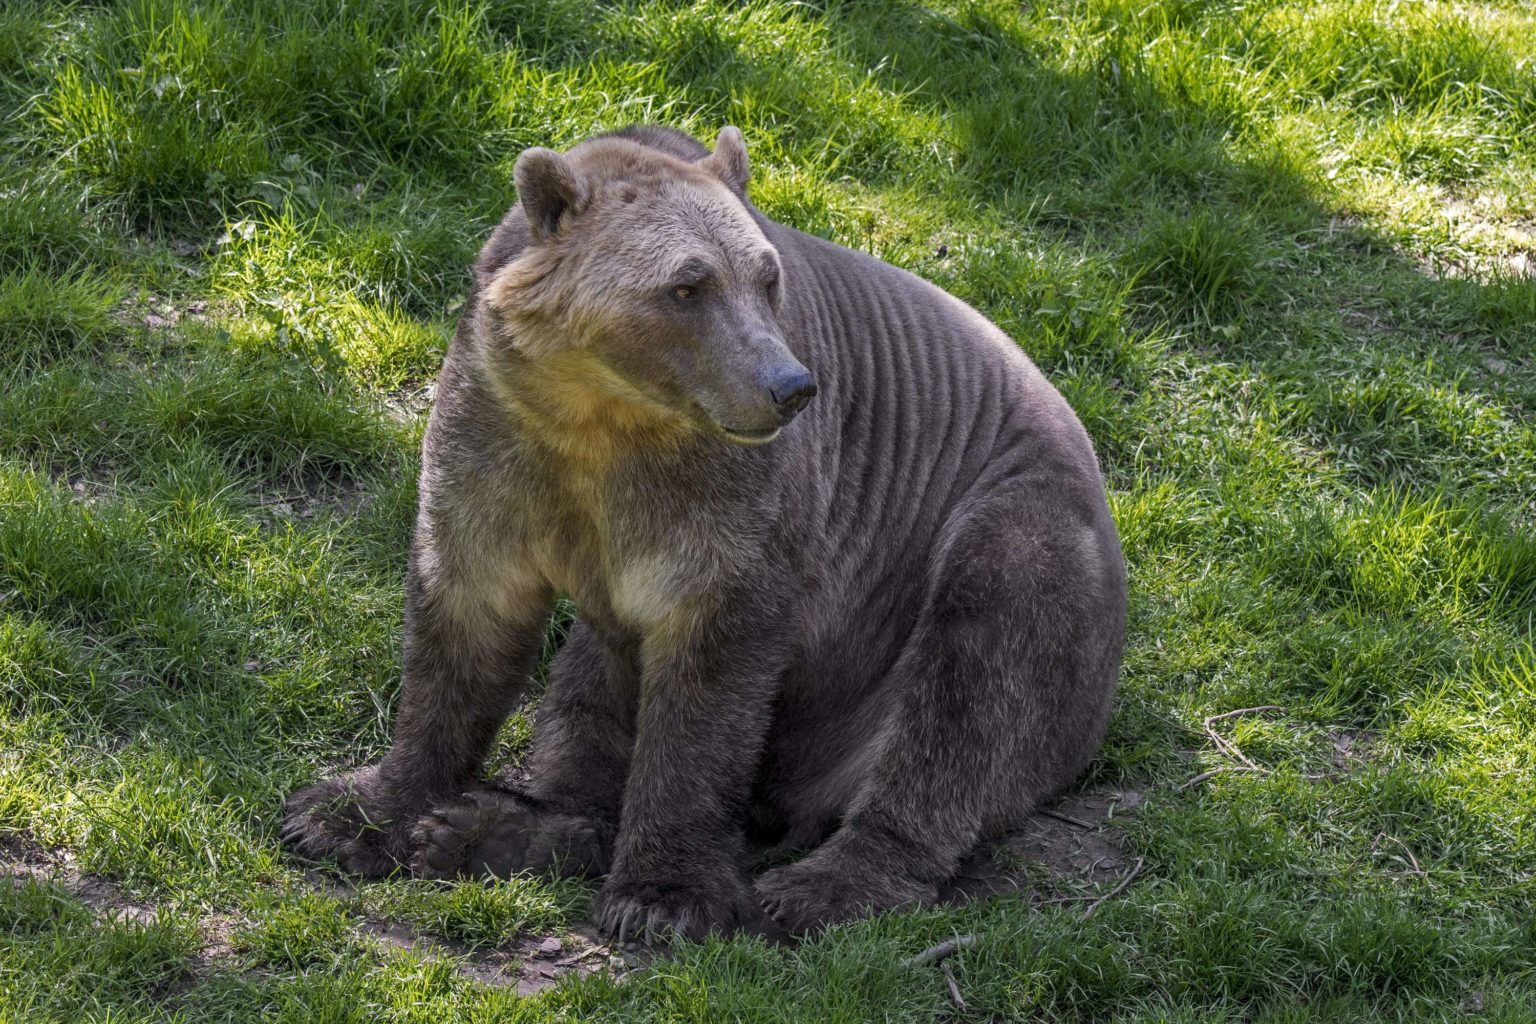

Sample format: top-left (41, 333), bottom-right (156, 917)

top-left (595, 586), bottom-right (789, 942)
top-left (283, 521), bottom-right (551, 876)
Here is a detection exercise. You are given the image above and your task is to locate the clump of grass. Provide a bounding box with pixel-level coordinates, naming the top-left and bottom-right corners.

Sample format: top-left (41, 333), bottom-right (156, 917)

top-left (213, 206), bottom-right (459, 389)
top-left (233, 891), bottom-right (365, 971)
top-left (0, 174), bottom-right (114, 274)
top-left (41, 60), bottom-right (273, 232)
top-left (1356, 102), bottom-right (1505, 186)
top-left (1302, 356), bottom-right (1535, 497)
top-left (1262, 489), bottom-right (1536, 623)
top-left (361, 876), bottom-right (586, 951)
top-left (1256, 1), bottom-right (1530, 114)
top-left (1449, 268), bottom-right (1536, 342)
top-left (1131, 207), bottom-right (1266, 321)
top-left (0, 263), bottom-right (122, 365)
top-left (0, 879), bottom-right (199, 1016)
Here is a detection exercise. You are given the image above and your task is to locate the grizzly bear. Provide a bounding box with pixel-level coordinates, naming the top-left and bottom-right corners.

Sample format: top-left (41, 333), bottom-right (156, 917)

top-left (282, 125), bottom-right (1126, 939)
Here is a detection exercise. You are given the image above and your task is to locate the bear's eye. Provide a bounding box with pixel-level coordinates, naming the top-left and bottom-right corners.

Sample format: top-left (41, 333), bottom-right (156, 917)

top-left (672, 284), bottom-right (697, 302)
top-left (764, 272), bottom-right (781, 302)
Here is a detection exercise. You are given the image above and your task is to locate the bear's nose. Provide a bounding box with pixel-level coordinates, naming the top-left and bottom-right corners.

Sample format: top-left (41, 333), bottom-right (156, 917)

top-left (768, 368), bottom-right (818, 419)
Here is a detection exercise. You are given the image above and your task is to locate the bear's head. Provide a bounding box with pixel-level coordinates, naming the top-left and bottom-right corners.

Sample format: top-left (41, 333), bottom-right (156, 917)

top-left (482, 127), bottom-right (816, 447)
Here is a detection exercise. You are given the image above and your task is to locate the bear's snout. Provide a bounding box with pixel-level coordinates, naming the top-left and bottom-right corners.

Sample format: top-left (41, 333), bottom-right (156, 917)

top-left (761, 359), bottom-right (818, 423)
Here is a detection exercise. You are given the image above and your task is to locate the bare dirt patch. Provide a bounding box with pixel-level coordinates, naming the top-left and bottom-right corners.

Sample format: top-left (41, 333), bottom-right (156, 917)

top-left (1423, 198), bottom-right (1536, 280)
top-left (358, 917), bottom-right (622, 995)
top-left (1, 833), bottom-right (163, 927)
top-left (358, 917), bottom-right (617, 994)
top-left (2, 791), bottom-right (1146, 1004)
top-left (384, 382), bottom-right (434, 425)
top-left (943, 787), bottom-right (1143, 905)
top-left (45, 459), bottom-right (120, 505)
top-left (249, 475), bottom-right (373, 525)
top-left (303, 868), bottom-right (629, 995)
top-left (118, 289), bottom-right (213, 332)
top-left (1328, 729), bottom-right (1380, 772)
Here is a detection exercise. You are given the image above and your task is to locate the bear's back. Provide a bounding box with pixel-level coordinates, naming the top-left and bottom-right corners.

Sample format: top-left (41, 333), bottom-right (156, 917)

top-left (771, 218), bottom-right (1086, 517)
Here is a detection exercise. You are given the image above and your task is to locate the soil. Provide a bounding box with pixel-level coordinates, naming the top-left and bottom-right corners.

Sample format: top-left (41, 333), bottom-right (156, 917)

top-left (0, 786), bottom-right (1144, 997)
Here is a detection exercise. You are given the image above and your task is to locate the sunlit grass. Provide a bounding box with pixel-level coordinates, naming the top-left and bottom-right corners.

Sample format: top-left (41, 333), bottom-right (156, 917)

top-left (1, 0), bottom-right (1533, 1020)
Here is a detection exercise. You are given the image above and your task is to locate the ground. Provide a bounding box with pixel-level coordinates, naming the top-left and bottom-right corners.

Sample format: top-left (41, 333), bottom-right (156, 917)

top-left (1, 1), bottom-right (1534, 1021)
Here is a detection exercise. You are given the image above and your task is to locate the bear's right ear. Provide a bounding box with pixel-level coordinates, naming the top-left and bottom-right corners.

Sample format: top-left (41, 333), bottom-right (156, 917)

top-left (515, 147), bottom-right (588, 241)
top-left (702, 126), bottom-right (750, 195)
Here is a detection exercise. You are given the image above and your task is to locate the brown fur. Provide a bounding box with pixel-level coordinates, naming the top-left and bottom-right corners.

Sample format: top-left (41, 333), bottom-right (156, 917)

top-left (282, 126), bottom-right (1127, 939)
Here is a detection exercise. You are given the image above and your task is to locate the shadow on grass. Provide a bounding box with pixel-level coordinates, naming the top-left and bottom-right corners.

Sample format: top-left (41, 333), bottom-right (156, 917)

top-left (2, 13), bottom-right (1533, 1012)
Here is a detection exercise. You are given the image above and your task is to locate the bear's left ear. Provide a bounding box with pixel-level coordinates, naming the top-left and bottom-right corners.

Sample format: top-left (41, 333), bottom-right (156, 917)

top-left (515, 146), bottom-right (589, 241)
top-left (703, 126), bottom-right (750, 194)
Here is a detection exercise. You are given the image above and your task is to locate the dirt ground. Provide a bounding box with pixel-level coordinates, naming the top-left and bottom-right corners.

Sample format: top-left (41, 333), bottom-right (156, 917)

top-left (2, 787), bottom-right (1143, 997)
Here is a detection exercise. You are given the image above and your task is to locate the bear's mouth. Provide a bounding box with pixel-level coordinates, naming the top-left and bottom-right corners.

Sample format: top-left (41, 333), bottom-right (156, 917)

top-left (718, 424), bottom-right (782, 445)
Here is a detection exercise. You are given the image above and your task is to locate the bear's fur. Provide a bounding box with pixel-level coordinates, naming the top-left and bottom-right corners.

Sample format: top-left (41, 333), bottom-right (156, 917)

top-left (282, 125), bottom-right (1127, 938)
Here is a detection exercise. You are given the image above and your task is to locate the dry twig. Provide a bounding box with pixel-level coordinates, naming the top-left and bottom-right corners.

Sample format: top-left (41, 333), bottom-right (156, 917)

top-left (1202, 705), bottom-right (1284, 723)
top-left (941, 959), bottom-right (967, 1011)
top-left (1202, 705), bottom-right (1282, 770)
top-left (1372, 832), bottom-right (1426, 875)
top-left (1037, 807), bottom-right (1095, 830)
top-left (902, 934), bottom-right (976, 967)
top-left (1082, 856), bottom-right (1144, 919)
top-left (1180, 706), bottom-right (1284, 789)
top-left (1176, 764), bottom-right (1259, 791)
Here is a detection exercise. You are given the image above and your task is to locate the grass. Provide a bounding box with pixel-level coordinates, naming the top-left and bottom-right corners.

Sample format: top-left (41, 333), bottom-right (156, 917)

top-left (1, 0), bottom-right (1534, 1019)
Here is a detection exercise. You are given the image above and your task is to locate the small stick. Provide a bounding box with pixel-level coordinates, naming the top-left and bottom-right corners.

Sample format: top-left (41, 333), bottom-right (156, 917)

top-left (1389, 835), bottom-right (1424, 875)
top-left (1202, 705), bottom-right (1281, 771)
top-left (1037, 808), bottom-right (1095, 829)
top-left (1177, 764), bottom-right (1259, 790)
top-left (1203, 705), bottom-right (1284, 724)
top-left (1375, 833), bottom-right (1425, 875)
top-left (1214, 736), bottom-right (1255, 769)
top-left (902, 934), bottom-right (976, 967)
top-left (1082, 857), bottom-right (1144, 919)
top-left (941, 959), bottom-right (967, 1011)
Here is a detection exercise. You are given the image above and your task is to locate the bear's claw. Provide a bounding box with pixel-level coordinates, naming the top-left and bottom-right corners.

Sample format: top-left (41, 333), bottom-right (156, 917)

top-left (754, 854), bottom-right (936, 934)
top-left (595, 878), bottom-right (745, 945)
top-left (281, 770), bottom-right (411, 877)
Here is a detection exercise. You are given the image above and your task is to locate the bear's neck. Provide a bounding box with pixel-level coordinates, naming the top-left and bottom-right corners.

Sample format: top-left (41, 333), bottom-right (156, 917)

top-left (487, 348), bottom-right (699, 468)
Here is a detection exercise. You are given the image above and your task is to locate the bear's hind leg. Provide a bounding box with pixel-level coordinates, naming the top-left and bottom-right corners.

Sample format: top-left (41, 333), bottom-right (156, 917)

top-left (756, 485), bottom-right (1124, 932)
top-left (413, 622), bottom-right (635, 880)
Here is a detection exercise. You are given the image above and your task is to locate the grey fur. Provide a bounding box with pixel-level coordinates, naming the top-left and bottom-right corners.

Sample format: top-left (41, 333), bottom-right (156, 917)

top-left (282, 125), bottom-right (1126, 938)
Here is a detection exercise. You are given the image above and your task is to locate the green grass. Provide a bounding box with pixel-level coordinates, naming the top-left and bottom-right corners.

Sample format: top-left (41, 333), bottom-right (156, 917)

top-left (1, 0), bottom-right (1534, 1020)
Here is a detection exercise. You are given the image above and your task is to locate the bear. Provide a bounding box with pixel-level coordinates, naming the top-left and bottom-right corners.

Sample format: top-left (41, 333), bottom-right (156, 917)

top-left (282, 124), bottom-right (1127, 940)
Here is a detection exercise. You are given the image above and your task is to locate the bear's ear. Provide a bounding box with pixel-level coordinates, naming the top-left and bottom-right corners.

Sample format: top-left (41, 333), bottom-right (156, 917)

top-left (703, 126), bottom-right (750, 194)
top-left (515, 147), bottom-right (588, 241)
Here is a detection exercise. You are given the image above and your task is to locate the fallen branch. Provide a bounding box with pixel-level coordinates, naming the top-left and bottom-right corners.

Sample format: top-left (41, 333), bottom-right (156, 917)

top-left (1082, 857), bottom-right (1144, 919)
top-left (903, 934), bottom-right (976, 967)
top-left (1177, 764), bottom-right (1259, 791)
top-left (1202, 705), bottom-right (1282, 771)
top-left (1371, 832), bottom-right (1426, 876)
top-left (941, 959), bottom-right (967, 1011)
top-left (1203, 705), bottom-right (1284, 724)
top-left (1037, 807), bottom-right (1095, 830)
